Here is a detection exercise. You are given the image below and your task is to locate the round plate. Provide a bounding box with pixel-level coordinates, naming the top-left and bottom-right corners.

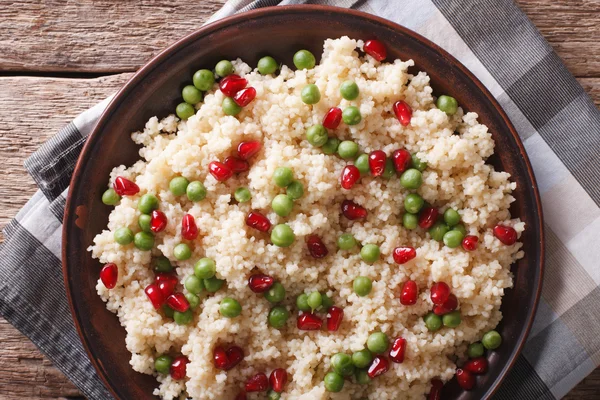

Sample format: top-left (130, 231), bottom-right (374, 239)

top-left (63, 5), bottom-right (544, 399)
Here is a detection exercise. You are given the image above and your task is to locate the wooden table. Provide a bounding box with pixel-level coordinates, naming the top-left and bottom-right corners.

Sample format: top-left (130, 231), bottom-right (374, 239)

top-left (0, 1), bottom-right (598, 398)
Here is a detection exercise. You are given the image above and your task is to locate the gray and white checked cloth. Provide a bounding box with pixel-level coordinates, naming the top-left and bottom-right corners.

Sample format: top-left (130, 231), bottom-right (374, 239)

top-left (1, 0), bottom-right (599, 399)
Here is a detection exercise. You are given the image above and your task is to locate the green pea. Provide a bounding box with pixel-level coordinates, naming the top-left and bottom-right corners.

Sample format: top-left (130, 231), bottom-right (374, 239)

top-left (154, 355), bottom-right (173, 374)
top-left (353, 276), bottom-right (372, 297)
top-left (411, 153), bottom-right (428, 171)
top-left (271, 194), bottom-right (293, 217)
top-left (138, 193), bottom-right (159, 214)
top-left (342, 106), bottom-right (361, 125)
top-left (234, 187), bottom-right (251, 203)
top-left (194, 258), bottom-right (216, 279)
top-left (174, 309), bottom-right (194, 325)
top-left (101, 188), bottom-right (120, 205)
top-left (351, 349), bottom-right (373, 368)
top-left (193, 69), bottom-right (215, 90)
top-left (443, 230), bottom-right (464, 248)
top-left (482, 330), bottom-right (502, 350)
top-left (134, 231), bottom-right (154, 251)
top-left (443, 208), bottom-right (461, 226)
top-left (306, 124), bottom-right (328, 147)
top-left (355, 368), bottom-right (371, 385)
top-left (404, 193), bottom-right (424, 214)
top-left (176, 102), bottom-right (195, 120)
top-left (114, 227), bottom-right (134, 245)
top-left (138, 214), bottom-right (152, 233)
top-left (424, 312), bottom-right (442, 332)
top-left (220, 297), bottom-right (242, 318)
top-left (286, 180), bottom-right (304, 200)
top-left (324, 371), bottom-right (344, 392)
top-left (337, 140), bottom-right (359, 160)
top-left (186, 181), bottom-right (207, 202)
top-left (264, 282), bottom-right (285, 303)
top-left (400, 168), bottom-right (423, 189)
top-left (215, 60), bottom-right (234, 78)
top-left (182, 85), bottom-right (203, 105)
top-left (307, 292), bottom-right (322, 311)
top-left (185, 293), bottom-right (200, 310)
top-left (429, 221), bottom-right (450, 242)
top-left (381, 158), bottom-right (395, 179)
top-left (203, 276), bottom-right (224, 293)
top-left (331, 353), bottom-right (354, 377)
top-left (468, 342), bottom-right (485, 358)
top-left (437, 95), bottom-right (458, 115)
top-left (268, 305), bottom-right (290, 329)
top-left (360, 244), bottom-right (380, 264)
top-left (403, 213), bottom-right (418, 230)
top-left (322, 293), bottom-right (334, 309)
top-left (271, 224), bottom-right (295, 247)
top-left (452, 224), bottom-right (467, 236)
top-left (337, 233), bottom-right (357, 250)
top-left (222, 97), bottom-right (242, 116)
top-left (442, 310), bottom-right (462, 328)
top-left (322, 137), bottom-right (340, 155)
top-left (273, 167), bottom-right (294, 187)
top-left (340, 80), bottom-right (359, 100)
top-left (301, 84), bottom-right (320, 105)
top-left (162, 305), bottom-right (175, 318)
top-left (152, 256), bottom-right (172, 273)
top-left (354, 153), bottom-right (370, 174)
top-left (293, 50), bottom-right (316, 70)
top-left (173, 243), bottom-right (192, 260)
top-left (257, 56), bottom-right (278, 75)
top-left (185, 275), bottom-right (204, 294)
top-left (367, 332), bottom-right (389, 354)
top-left (169, 176), bottom-right (189, 196)
top-left (296, 293), bottom-right (310, 311)
top-left (267, 390), bottom-right (281, 400)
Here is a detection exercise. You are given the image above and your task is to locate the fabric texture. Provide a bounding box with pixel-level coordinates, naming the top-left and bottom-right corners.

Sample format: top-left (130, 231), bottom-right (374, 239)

top-left (1, 0), bottom-right (599, 399)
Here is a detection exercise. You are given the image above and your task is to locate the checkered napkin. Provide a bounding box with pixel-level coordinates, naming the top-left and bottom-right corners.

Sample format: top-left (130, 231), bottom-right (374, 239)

top-left (1, 0), bottom-right (599, 399)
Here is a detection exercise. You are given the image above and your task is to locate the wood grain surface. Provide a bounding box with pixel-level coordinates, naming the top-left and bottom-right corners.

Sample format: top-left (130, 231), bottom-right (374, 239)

top-left (0, 0), bottom-right (598, 398)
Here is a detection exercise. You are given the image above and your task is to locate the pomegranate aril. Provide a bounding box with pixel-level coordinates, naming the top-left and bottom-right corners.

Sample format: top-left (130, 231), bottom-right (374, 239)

top-left (462, 235), bottom-right (479, 251)
top-left (225, 346), bottom-right (244, 370)
top-left (493, 224), bottom-right (517, 245)
top-left (269, 368), bottom-right (288, 393)
top-left (456, 368), bottom-right (475, 391)
top-left (245, 372), bottom-right (269, 392)
top-left (341, 165), bottom-right (360, 189)
top-left (237, 141), bottom-right (262, 160)
top-left (393, 101), bottom-right (413, 126)
top-left (248, 274), bottom-right (275, 293)
top-left (418, 207), bottom-right (439, 229)
top-left (428, 379), bottom-right (444, 400)
top-left (166, 292), bottom-right (190, 312)
top-left (464, 357), bottom-right (488, 375)
top-left (213, 346), bottom-right (229, 369)
top-left (389, 337), bottom-right (407, 363)
top-left (327, 306), bottom-right (344, 331)
top-left (392, 149), bottom-right (411, 173)
top-left (113, 176), bottom-right (139, 196)
top-left (150, 210), bottom-right (167, 233)
top-left (323, 107), bottom-right (342, 129)
top-left (393, 246), bottom-right (416, 264)
top-left (181, 214), bottom-right (199, 240)
top-left (100, 263), bottom-right (118, 289)
top-left (169, 356), bottom-right (189, 380)
top-left (219, 74), bottom-right (248, 97)
top-left (233, 87), bottom-right (256, 107)
top-left (430, 282), bottom-right (451, 305)
top-left (364, 39), bottom-right (387, 61)
top-left (224, 156), bottom-right (250, 173)
top-left (297, 313), bottom-right (323, 330)
top-left (399, 280), bottom-right (418, 306)
top-left (156, 273), bottom-right (178, 297)
top-left (341, 200), bottom-right (367, 220)
top-left (209, 161), bottom-right (234, 182)
top-left (433, 293), bottom-right (458, 316)
top-left (369, 150), bottom-right (387, 177)
top-left (367, 355), bottom-right (390, 378)
top-left (145, 283), bottom-right (166, 309)
top-left (246, 211), bottom-right (271, 232)
top-left (306, 235), bottom-right (328, 258)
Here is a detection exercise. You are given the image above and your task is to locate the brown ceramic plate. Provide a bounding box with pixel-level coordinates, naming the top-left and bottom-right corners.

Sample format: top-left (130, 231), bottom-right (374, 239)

top-left (63, 5), bottom-right (544, 400)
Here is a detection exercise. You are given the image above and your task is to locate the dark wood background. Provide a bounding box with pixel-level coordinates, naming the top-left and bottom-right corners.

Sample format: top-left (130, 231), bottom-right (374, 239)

top-left (0, 0), bottom-right (598, 398)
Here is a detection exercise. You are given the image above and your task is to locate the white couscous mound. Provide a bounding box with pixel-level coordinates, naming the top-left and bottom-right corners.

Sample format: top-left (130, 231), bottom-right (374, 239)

top-left (90, 37), bottom-right (524, 400)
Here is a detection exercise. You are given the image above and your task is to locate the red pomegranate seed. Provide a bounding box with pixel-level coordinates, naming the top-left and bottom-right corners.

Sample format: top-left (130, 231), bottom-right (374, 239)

top-left (248, 274), bottom-right (274, 293)
top-left (392, 149), bottom-right (411, 173)
top-left (327, 306), bottom-right (344, 331)
top-left (341, 165), bottom-right (361, 190)
top-left (428, 379), bottom-right (444, 400)
top-left (464, 357), bottom-right (488, 375)
top-left (209, 161), bottom-right (233, 182)
top-left (433, 294), bottom-right (458, 316)
top-left (493, 224), bottom-right (517, 245)
top-left (245, 372), bottom-right (269, 392)
top-left (225, 346), bottom-right (244, 370)
top-left (150, 210), bottom-right (167, 233)
top-left (181, 214), bottom-right (199, 240)
top-left (364, 39), bottom-right (387, 61)
top-left (246, 211), bottom-right (271, 232)
top-left (166, 292), bottom-right (190, 313)
top-left (224, 156), bottom-right (250, 173)
top-left (393, 101), bottom-right (412, 126)
top-left (418, 207), bottom-right (439, 229)
top-left (219, 74), bottom-right (247, 97)
top-left (399, 280), bottom-right (418, 306)
top-left (269, 368), bottom-right (288, 393)
top-left (237, 141), bottom-right (262, 160)
top-left (169, 356), bottom-right (189, 380)
top-left (213, 346), bottom-right (229, 369)
top-left (233, 87), bottom-right (256, 107)
top-left (145, 283), bottom-right (166, 309)
top-left (297, 313), bottom-right (323, 330)
top-left (393, 246), bottom-right (416, 264)
top-left (456, 368), bottom-right (475, 390)
top-left (113, 176), bottom-right (139, 196)
top-left (322, 107), bottom-right (342, 129)
top-left (367, 355), bottom-right (390, 378)
top-left (156, 273), bottom-right (178, 297)
top-left (341, 200), bottom-right (367, 220)
top-left (462, 235), bottom-right (479, 251)
top-left (235, 393), bottom-right (247, 400)
top-left (307, 235), bottom-right (328, 258)
top-left (389, 337), bottom-right (407, 363)
top-left (100, 263), bottom-right (118, 289)
top-left (430, 282), bottom-right (451, 305)
top-left (368, 150), bottom-right (387, 177)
